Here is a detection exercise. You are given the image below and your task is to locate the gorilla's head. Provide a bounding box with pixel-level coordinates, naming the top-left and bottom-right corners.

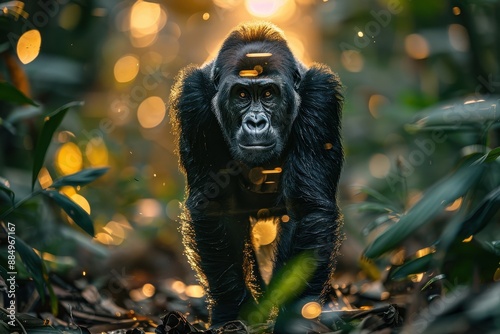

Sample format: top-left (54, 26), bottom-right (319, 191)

top-left (211, 22), bottom-right (302, 166)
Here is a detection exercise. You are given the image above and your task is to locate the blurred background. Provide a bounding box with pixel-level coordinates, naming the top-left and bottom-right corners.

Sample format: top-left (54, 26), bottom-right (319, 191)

top-left (1, 0), bottom-right (499, 317)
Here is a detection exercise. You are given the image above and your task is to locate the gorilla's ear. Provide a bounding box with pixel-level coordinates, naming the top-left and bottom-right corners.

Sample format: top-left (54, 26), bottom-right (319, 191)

top-left (212, 65), bottom-right (221, 90)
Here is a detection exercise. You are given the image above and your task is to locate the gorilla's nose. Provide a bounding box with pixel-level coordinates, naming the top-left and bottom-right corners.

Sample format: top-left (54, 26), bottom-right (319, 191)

top-left (243, 113), bottom-right (269, 134)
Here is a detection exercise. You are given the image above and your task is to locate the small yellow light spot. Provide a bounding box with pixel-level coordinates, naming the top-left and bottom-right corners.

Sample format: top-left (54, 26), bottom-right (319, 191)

top-left (462, 235), bottom-right (473, 243)
top-left (261, 167), bottom-right (282, 174)
top-left (171, 280), bottom-right (186, 294)
top-left (301, 302), bottom-right (322, 319)
top-left (324, 143), bottom-right (333, 150)
top-left (281, 215), bottom-right (290, 223)
top-left (254, 65), bottom-right (263, 74)
top-left (86, 138), bottom-right (109, 167)
top-left (55, 142), bottom-right (83, 175)
top-left (114, 54), bottom-right (140, 83)
top-left (202, 12), bottom-right (210, 20)
top-left (252, 218), bottom-right (277, 246)
top-left (239, 70), bottom-right (259, 77)
top-left (445, 197), bottom-right (462, 211)
top-left (137, 96), bottom-right (166, 129)
top-left (416, 246), bottom-right (435, 258)
top-left (369, 153), bottom-right (391, 179)
top-left (60, 186), bottom-right (76, 197)
top-left (17, 29), bottom-right (41, 64)
top-left (59, 3), bottom-right (81, 30)
top-left (452, 6), bottom-right (461, 15)
top-left (38, 167), bottom-right (53, 189)
top-left (404, 34), bottom-right (430, 60)
top-left (368, 94), bottom-right (389, 119)
top-left (246, 52), bottom-right (272, 58)
top-left (142, 283), bottom-right (155, 297)
top-left (82, 271), bottom-right (86, 276)
top-left (70, 193), bottom-right (91, 214)
top-left (410, 273), bottom-right (424, 282)
top-left (185, 285), bottom-right (205, 298)
top-left (357, 31), bottom-right (364, 38)
top-left (340, 50), bottom-right (364, 72)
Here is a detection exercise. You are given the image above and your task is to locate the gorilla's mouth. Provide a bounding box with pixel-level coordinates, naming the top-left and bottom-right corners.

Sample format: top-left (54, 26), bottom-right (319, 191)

top-left (239, 143), bottom-right (275, 150)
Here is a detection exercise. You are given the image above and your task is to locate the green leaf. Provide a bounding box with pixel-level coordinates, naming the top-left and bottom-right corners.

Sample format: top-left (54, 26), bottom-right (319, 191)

top-left (407, 98), bottom-right (500, 132)
top-left (31, 101), bottom-right (84, 191)
top-left (16, 238), bottom-right (46, 302)
top-left (483, 147), bottom-right (500, 163)
top-left (6, 105), bottom-right (42, 124)
top-left (0, 81), bottom-right (38, 106)
top-left (389, 253), bottom-right (434, 280)
top-left (458, 186), bottom-right (500, 238)
top-left (51, 167), bottom-right (109, 189)
top-left (0, 177), bottom-right (15, 206)
top-left (358, 186), bottom-right (398, 207)
top-left (43, 190), bottom-right (95, 237)
top-left (351, 202), bottom-right (399, 214)
top-left (363, 163), bottom-right (483, 259)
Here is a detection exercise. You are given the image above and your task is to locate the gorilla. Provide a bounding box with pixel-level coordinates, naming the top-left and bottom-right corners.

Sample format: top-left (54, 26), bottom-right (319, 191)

top-left (170, 22), bottom-right (343, 333)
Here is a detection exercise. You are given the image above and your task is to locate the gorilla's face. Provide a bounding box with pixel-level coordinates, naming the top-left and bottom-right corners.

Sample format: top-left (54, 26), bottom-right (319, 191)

top-left (214, 75), bottom-right (298, 165)
top-left (212, 53), bottom-right (300, 166)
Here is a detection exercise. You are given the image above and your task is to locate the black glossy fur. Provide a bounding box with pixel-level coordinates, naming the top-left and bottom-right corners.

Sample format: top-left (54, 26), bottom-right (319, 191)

top-left (170, 22), bottom-right (344, 332)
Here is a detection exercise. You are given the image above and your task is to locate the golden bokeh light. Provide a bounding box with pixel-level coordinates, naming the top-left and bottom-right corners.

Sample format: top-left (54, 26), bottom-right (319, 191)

top-left (404, 34), bottom-right (430, 60)
top-left (114, 54), bottom-right (140, 83)
top-left (135, 198), bottom-right (162, 225)
top-left (86, 138), bottom-right (109, 167)
top-left (129, 0), bottom-right (166, 48)
top-left (70, 193), bottom-right (91, 214)
top-left (60, 186), bottom-right (76, 197)
top-left (368, 94), bottom-right (389, 118)
top-left (59, 3), bottom-right (81, 30)
top-left (137, 96), bottom-right (166, 129)
top-left (55, 142), bottom-right (83, 176)
top-left (38, 167), bottom-right (53, 189)
top-left (17, 29), bottom-right (41, 64)
top-left (452, 6), bottom-right (461, 15)
top-left (130, 1), bottom-right (162, 35)
top-left (368, 153), bottom-right (391, 179)
top-left (301, 302), bottom-right (322, 319)
top-left (341, 50), bottom-right (364, 72)
top-left (252, 218), bottom-right (277, 246)
top-left (185, 285), bottom-right (205, 298)
top-left (95, 232), bottom-right (114, 245)
top-left (202, 12), bottom-right (210, 20)
top-left (142, 283), bottom-right (156, 297)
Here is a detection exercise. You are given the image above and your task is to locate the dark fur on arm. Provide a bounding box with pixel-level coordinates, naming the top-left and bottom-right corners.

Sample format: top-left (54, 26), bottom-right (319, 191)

top-left (274, 63), bottom-right (344, 319)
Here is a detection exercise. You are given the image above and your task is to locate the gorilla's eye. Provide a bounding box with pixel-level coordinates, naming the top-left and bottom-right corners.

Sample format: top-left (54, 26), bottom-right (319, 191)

top-left (263, 89), bottom-right (272, 98)
top-left (238, 90), bottom-right (249, 99)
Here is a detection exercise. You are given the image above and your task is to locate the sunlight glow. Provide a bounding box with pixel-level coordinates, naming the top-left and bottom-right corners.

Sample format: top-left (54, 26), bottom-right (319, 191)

top-left (185, 285), bottom-right (205, 298)
top-left (301, 302), bottom-right (322, 319)
top-left (70, 193), bottom-right (91, 214)
top-left (245, 0), bottom-right (287, 17)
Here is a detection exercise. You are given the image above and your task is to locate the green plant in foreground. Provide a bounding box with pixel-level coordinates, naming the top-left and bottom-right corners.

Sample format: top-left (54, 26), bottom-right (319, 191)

top-left (358, 98), bottom-right (500, 284)
top-left (0, 83), bottom-right (108, 314)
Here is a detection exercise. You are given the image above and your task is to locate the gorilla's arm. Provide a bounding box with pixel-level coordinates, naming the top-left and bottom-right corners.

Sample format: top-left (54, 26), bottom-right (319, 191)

top-left (276, 63), bottom-right (344, 306)
top-left (170, 64), bottom-right (251, 325)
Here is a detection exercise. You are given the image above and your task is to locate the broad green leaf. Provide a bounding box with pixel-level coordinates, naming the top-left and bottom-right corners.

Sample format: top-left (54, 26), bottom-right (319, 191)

top-left (363, 163), bottom-right (483, 259)
top-left (31, 101), bottom-right (84, 191)
top-left (484, 147), bottom-right (500, 163)
top-left (0, 81), bottom-right (38, 106)
top-left (51, 167), bottom-right (109, 189)
top-left (16, 238), bottom-right (46, 302)
top-left (362, 215), bottom-right (397, 237)
top-left (389, 253), bottom-right (434, 280)
top-left (0, 177), bottom-right (15, 206)
top-left (406, 98), bottom-right (500, 133)
top-left (43, 190), bottom-right (95, 237)
top-left (458, 186), bottom-right (500, 238)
